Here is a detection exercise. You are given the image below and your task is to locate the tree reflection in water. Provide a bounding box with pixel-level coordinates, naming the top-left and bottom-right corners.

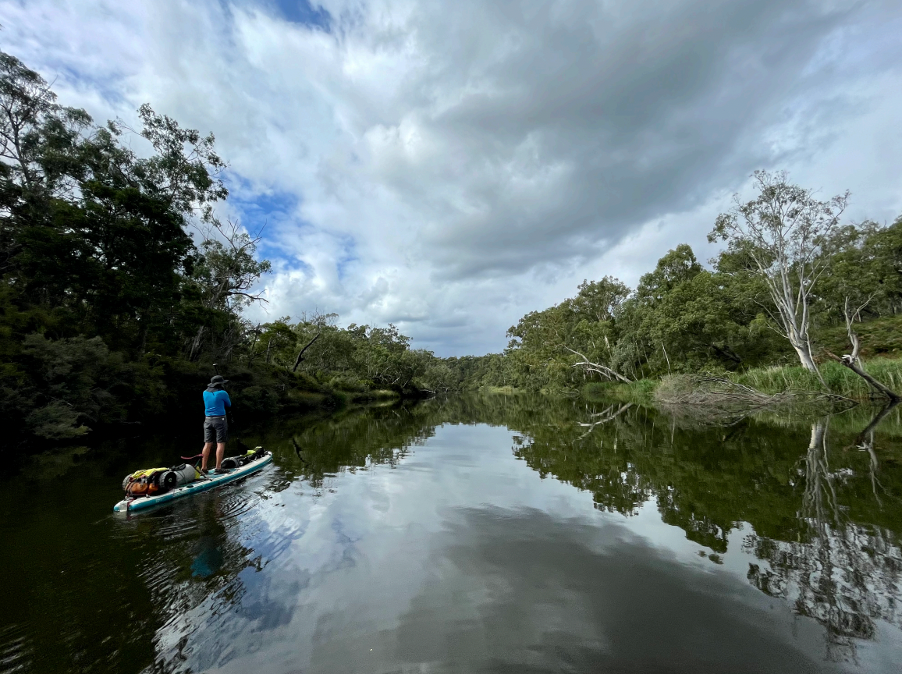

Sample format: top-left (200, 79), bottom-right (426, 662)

top-left (141, 492), bottom-right (265, 672)
top-left (745, 409), bottom-right (902, 663)
top-left (125, 395), bottom-right (902, 669)
top-left (486, 394), bottom-right (902, 662)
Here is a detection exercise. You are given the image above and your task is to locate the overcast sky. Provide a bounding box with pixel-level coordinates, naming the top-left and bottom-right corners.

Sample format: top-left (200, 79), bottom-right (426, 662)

top-left (3, 0), bottom-right (901, 355)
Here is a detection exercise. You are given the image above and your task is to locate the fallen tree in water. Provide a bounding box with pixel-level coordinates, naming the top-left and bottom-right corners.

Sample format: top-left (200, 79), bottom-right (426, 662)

top-left (653, 374), bottom-right (855, 425)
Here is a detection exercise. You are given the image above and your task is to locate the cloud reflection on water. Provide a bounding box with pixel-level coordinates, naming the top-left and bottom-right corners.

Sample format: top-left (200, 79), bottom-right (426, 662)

top-left (138, 409), bottom-right (902, 674)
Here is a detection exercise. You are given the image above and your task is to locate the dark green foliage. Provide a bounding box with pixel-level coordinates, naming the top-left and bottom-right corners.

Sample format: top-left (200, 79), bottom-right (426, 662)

top-left (0, 50), bottom-right (452, 449)
top-left (249, 313), bottom-right (454, 396)
top-left (460, 172), bottom-right (902, 394)
top-left (818, 314), bottom-right (902, 358)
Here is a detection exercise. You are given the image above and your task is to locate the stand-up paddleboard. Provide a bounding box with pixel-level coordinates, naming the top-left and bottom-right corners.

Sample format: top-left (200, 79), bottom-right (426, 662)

top-left (113, 451), bottom-right (273, 513)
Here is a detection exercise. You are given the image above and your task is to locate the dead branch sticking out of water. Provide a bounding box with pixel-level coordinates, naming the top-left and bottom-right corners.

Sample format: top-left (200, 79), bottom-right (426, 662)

top-left (822, 295), bottom-right (901, 402)
top-left (824, 350), bottom-right (901, 403)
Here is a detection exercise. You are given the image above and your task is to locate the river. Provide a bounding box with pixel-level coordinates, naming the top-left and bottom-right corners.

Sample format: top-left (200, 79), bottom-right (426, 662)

top-left (2, 394), bottom-right (901, 673)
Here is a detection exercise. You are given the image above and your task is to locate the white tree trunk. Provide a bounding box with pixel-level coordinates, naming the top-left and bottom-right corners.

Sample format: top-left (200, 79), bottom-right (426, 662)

top-left (771, 291), bottom-right (824, 384)
top-left (790, 341), bottom-right (819, 374)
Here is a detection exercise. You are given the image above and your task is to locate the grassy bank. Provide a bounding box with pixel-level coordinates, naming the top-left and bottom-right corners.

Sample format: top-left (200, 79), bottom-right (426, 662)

top-left (734, 358), bottom-right (902, 399)
top-left (816, 315), bottom-right (902, 360)
top-left (581, 356), bottom-right (902, 409)
top-left (480, 386), bottom-right (519, 394)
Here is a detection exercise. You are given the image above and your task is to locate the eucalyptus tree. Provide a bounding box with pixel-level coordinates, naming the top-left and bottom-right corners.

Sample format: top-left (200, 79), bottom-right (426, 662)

top-left (568, 276), bottom-right (630, 323)
top-left (186, 220), bottom-right (271, 360)
top-left (635, 244), bottom-right (703, 304)
top-left (865, 216), bottom-right (902, 313)
top-left (0, 49), bottom-right (242, 353)
top-left (506, 303), bottom-right (579, 390)
top-left (0, 51), bottom-right (92, 195)
top-left (642, 271), bottom-right (746, 369)
top-left (818, 217), bottom-right (902, 320)
top-left (709, 171), bottom-right (849, 380)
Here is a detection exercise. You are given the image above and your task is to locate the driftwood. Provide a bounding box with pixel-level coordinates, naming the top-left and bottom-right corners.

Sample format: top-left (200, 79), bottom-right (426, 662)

top-left (843, 296), bottom-right (868, 369)
top-left (292, 333), bottom-right (321, 372)
top-left (562, 346), bottom-right (632, 383)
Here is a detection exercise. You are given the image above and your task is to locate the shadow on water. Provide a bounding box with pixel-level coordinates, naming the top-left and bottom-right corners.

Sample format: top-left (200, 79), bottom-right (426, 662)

top-left (1, 395), bottom-right (901, 672)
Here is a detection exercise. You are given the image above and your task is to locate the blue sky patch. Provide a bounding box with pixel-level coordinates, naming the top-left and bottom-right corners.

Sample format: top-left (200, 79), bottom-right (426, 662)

top-left (271, 0), bottom-right (332, 31)
top-left (227, 187), bottom-right (305, 263)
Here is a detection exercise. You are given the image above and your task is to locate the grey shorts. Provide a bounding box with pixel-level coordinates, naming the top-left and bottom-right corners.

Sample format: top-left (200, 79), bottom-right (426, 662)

top-left (203, 416), bottom-right (228, 443)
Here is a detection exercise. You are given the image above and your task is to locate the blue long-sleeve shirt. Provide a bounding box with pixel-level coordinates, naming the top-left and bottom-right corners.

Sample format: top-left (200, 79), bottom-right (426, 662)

top-left (203, 389), bottom-right (232, 416)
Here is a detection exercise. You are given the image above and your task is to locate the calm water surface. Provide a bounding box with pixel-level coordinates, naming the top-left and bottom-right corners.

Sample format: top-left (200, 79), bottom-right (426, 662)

top-left (2, 395), bottom-right (902, 673)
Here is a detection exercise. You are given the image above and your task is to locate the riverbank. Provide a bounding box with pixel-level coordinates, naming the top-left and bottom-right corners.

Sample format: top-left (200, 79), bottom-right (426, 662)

top-left (583, 357), bottom-right (902, 408)
top-left (5, 352), bottom-right (430, 457)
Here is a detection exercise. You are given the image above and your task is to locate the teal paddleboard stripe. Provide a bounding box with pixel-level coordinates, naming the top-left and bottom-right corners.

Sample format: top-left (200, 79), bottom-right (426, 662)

top-left (113, 453), bottom-right (273, 513)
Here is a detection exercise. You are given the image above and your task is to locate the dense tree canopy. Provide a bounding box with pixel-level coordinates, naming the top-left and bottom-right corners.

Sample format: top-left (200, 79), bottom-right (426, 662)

top-left (0, 51), bottom-right (453, 447)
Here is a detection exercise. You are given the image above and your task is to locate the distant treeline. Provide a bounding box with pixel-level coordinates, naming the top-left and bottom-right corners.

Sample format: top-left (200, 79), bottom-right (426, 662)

top-left (452, 174), bottom-right (902, 394)
top-left (0, 50), bottom-right (454, 447)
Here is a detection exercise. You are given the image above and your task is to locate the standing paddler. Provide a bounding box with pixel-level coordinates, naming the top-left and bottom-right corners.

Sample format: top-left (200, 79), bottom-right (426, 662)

top-left (202, 374), bottom-right (232, 474)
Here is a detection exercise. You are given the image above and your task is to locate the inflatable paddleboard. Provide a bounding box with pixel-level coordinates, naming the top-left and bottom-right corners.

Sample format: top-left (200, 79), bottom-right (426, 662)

top-left (113, 451), bottom-right (273, 513)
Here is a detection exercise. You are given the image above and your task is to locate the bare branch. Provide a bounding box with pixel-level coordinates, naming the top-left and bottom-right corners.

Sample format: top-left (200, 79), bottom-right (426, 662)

top-left (562, 346), bottom-right (633, 383)
top-left (825, 350), bottom-right (900, 402)
top-left (292, 333), bottom-right (321, 372)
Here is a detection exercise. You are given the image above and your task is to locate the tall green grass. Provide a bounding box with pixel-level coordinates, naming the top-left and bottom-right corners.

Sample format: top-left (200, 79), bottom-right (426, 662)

top-left (753, 402), bottom-right (902, 436)
top-left (733, 358), bottom-right (902, 399)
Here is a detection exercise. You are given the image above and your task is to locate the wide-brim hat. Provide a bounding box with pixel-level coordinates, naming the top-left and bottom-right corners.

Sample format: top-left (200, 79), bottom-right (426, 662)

top-left (209, 375), bottom-right (229, 387)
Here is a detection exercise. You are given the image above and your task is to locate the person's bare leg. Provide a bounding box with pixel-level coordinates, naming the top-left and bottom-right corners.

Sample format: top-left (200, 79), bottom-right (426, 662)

top-left (201, 442), bottom-right (214, 471)
top-left (216, 442), bottom-right (226, 470)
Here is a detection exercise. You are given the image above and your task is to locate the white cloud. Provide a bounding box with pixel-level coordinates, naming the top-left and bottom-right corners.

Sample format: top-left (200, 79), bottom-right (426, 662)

top-left (2, 0), bottom-right (901, 355)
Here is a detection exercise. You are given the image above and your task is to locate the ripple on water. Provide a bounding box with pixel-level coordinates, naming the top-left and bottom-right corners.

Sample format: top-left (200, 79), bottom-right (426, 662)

top-left (216, 488), bottom-right (264, 520)
top-left (107, 472), bottom-right (285, 630)
top-left (107, 468), bottom-right (280, 540)
top-left (0, 624), bottom-right (31, 674)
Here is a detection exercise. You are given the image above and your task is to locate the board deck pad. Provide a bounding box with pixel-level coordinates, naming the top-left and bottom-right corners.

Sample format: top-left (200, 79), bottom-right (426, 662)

top-left (114, 452), bottom-right (273, 513)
